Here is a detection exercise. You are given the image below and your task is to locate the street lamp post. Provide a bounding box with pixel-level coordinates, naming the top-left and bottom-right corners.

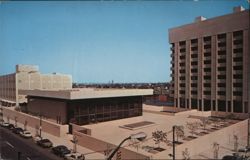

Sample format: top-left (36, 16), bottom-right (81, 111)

top-left (173, 125), bottom-right (176, 160)
top-left (39, 114), bottom-right (42, 137)
top-left (106, 132), bottom-right (147, 160)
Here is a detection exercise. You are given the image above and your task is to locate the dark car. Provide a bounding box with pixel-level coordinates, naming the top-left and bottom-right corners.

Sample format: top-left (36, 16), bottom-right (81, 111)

top-left (12, 127), bottom-right (24, 134)
top-left (52, 145), bottom-right (71, 157)
top-left (7, 124), bottom-right (15, 130)
top-left (37, 139), bottom-right (53, 148)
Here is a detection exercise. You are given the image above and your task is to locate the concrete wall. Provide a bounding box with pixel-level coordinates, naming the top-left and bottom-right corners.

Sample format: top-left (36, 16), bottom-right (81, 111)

top-left (174, 119), bottom-right (248, 159)
top-left (2, 107), bottom-right (68, 137)
top-left (73, 130), bottom-right (149, 160)
top-left (27, 98), bottom-right (67, 124)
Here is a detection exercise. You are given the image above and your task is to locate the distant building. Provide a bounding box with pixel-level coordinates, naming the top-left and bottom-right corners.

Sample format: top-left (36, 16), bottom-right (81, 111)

top-left (169, 6), bottom-right (249, 114)
top-left (20, 88), bottom-right (153, 125)
top-left (0, 64), bottom-right (72, 106)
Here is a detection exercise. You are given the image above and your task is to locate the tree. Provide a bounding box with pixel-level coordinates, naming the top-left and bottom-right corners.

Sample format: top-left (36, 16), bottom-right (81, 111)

top-left (233, 135), bottom-right (238, 151)
top-left (213, 142), bottom-right (219, 159)
top-left (152, 130), bottom-right (168, 148)
top-left (186, 122), bottom-right (199, 137)
top-left (200, 117), bottom-right (210, 131)
top-left (182, 148), bottom-right (190, 160)
top-left (175, 125), bottom-right (185, 142)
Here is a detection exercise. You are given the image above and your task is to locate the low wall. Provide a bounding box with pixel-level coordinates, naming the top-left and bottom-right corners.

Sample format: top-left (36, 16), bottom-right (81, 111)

top-left (175, 119), bottom-right (248, 159)
top-left (211, 111), bottom-right (249, 120)
top-left (71, 124), bottom-right (149, 160)
top-left (2, 107), bottom-right (68, 137)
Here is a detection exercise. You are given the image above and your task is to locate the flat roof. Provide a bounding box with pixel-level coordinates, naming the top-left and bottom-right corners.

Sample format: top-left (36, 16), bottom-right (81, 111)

top-left (19, 88), bottom-right (153, 100)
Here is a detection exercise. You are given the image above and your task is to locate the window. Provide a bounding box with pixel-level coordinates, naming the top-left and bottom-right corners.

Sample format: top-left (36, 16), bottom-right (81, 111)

top-left (179, 90), bottom-right (185, 94)
top-left (179, 69), bottom-right (185, 74)
top-left (191, 61), bottom-right (198, 65)
top-left (233, 91), bottom-right (242, 96)
top-left (218, 42), bottom-right (226, 47)
top-left (191, 68), bottom-right (198, 73)
top-left (218, 50), bottom-right (226, 55)
top-left (218, 75), bottom-right (226, 79)
top-left (203, 36), bottom-right (211, 42)
top-left (179, 41), bottom-right (186, 46)
top-left (204, 52), bottom-right (211, 57)
top-left (191, 83), bottom-right (197, 87)
top-left (204, 75), bottom-right (211, 80)
top-left (233, 48), bottom-right (243, 53)
top-left (204, 91), bottom-right (211, 95)
top-left (180, 48), bottom-right (186, 52)
top-left (233, 57), bottom-right (243, 62)
top-left (204, 44), bottom-right (211, 49)
top-left (179, 76), bottom-right (185, 80)
top-left (191, 90), bottom-right (197, 95)
top-left (191, 46), bottom-right (198, 51)
top-left (191, 54), bottom-right (198, 58)
top-left (217, 33), bottom-right (226, 39)
top-left (218, 83), bottom-right (226, 87)
top-left (179, 83), bottom-right (185, 87)
top-left (218, 91), bottom-right (226, 95)
top-left (233, 74), bottom-right (243, 79)
top-left (204, 60), bottom-right (211, 64)
top-left (204, 83), bottom-right (211, 87)
top-left (191, 76), bottom-right (198, 80)
top-left (180, 62), bottom-right (185, 66)
top-left (233, 30), bottom-right (243, 37)
top-left (204, 68), bottom-right (211, 72)
top-left (233, 83), bottom-right (242, 87)
top-left (180, 55), bottom-right (185, 59)
top-left (234, 39), bottom-right (243, 45)
top-left (218, 67), bottom-right (226, 71)
top-left (191, 39), bottom-right (198, 43)
top-left (233, 66), bottom-right (243, 70)
top-left (218, 59), bottom-right (226, 63)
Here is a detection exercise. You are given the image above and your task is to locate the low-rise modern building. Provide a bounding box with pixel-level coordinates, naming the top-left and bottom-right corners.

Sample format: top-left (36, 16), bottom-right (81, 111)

top-left (20, 88), bottom-right (153, 125)
top-left (169, 6), bottom-right (249, 114)
top-left (0, 64), bottom-right (72, 106)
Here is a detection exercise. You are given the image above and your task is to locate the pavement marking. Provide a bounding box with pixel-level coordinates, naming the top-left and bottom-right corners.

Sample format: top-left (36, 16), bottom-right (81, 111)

top-left (5, 141), bottom-right (14, 149)
top-left (27, 157), bottom-right (31, 160)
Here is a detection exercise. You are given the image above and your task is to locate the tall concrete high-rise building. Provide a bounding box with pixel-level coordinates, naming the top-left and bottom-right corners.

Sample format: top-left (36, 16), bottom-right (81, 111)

top-left (0, 64), bottom-right (72, 105)
top-left (169, 6), bottom-right (249, 114)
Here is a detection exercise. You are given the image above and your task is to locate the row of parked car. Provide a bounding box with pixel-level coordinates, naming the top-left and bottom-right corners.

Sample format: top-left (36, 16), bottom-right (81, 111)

top-left (0, 121), bottom-right (85, 160)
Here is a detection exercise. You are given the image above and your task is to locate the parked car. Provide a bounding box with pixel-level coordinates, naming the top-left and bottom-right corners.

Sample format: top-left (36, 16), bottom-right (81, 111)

top-left (12, 127), bottom-right (24, 134)
top-left (7, 124), bottom-right (15, 130)
top-left (64, 152), bottom-right (85, 160)
top-left (20, 130), bottom-right (32, 138)
top-left (33, 135), bottom-right (43, 143)
top-left (52, 145), bottom-right (71, 157)
top-left (1, 122), bottom-right (10, 127)
top-left (37, 139), bottom-right (53, 148)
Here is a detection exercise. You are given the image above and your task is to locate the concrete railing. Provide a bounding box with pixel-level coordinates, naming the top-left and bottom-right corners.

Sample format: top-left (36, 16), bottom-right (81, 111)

top-left (2, 107), bottom-right (68, 137)
top-left (211, 111), bottom-right (249, 120)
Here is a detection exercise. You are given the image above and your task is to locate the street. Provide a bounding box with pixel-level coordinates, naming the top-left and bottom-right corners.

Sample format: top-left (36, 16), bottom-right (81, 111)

top-left (0, 127), bottom-right (62, 160)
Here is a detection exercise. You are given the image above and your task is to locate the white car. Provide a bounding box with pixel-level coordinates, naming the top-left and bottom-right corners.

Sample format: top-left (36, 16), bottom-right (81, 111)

top-left (33, 135), bottom-right (42, 143)
top-left (20, 130), bottom-right (32, 138)
top-left (64, 152), bottom-right (85, 160)
top-left (1, 122), bottom-right (10, 127)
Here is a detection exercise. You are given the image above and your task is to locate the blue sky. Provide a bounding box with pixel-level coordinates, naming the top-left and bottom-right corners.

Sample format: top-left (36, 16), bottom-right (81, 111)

top-left (0, 1), bottom-right (249, 83)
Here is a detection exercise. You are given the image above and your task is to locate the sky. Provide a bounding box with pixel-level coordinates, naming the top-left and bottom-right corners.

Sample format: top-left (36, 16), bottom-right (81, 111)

top-left (0, 0), bottom-right (249, 83)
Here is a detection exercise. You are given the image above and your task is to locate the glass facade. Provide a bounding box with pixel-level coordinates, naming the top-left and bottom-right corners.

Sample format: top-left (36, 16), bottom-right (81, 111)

top-left (67, 96), bottom-right (142, 125)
